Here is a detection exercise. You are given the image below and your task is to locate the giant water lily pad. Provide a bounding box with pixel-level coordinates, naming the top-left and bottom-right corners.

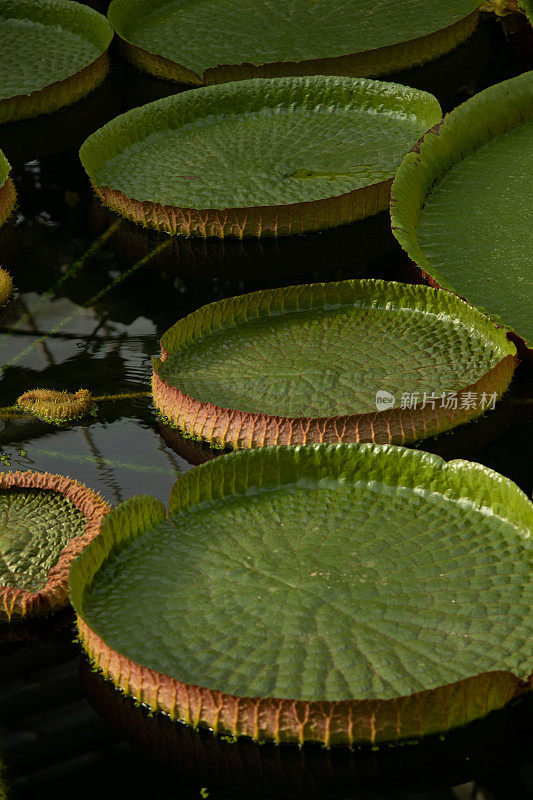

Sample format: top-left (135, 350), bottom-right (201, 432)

top-left (390, 71), bottom-right (533, 354)
top-left (107, 0), bottom-right (480, 85)
top-left (80, 76), bottom-right (442, 238)
top-left (71, 443), bottom-right (533, 746)
top-left (0, 471), bottom-right (109, 620)
top-left (0, 148), bottom-right (15, 227)
top-left (152, 280), bottom-right (518, 449)
top-left (0, 0), bottom-right (113, 123)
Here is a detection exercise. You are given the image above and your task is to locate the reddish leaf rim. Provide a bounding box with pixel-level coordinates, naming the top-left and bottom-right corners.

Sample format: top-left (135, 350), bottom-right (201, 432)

top-left (77, 615), bottom-right (531, 746)
top-left (92, 178), bottom-right (392, 239)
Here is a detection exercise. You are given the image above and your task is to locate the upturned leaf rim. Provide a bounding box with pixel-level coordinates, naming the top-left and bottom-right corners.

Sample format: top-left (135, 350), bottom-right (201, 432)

top-left (390, 70), bottom-right (533, 353)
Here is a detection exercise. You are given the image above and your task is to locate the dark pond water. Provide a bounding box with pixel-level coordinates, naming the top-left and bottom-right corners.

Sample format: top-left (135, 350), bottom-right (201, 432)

top-left (0, 14), bottom-right (532, 800)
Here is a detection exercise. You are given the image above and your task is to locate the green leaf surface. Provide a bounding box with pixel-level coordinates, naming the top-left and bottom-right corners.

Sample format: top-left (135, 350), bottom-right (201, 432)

top-left (0, 0), bottom-right (113, 102)
top-left (0, 488), bottom-right (86, 592)
top-left (71, 443), bottom-right (533, 704)
top-left (80, 76), bottom-right (441, 210)
top-left (390, 71), bottom-right (533, 348)
top-left (108, 0), bottom-right (479, 77)
top-left (157, 280), bottom-right (515, 417)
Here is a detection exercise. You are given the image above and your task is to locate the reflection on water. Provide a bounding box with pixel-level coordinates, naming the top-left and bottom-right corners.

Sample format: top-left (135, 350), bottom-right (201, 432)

top-left (0, 16), bottom-right (532, 799)
top-left (90, 200), bottom-right (400, 281)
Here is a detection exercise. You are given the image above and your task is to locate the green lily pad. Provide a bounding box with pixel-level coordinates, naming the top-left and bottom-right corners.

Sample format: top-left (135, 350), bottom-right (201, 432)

top-left (80, 75), bottom-right (442, 237)
top-left (0, 0), bottom-right (113, 123)
top-left (107, 0), bottom-right (480, 85)
top-left (1, 490), bottom-right (86, 593)
top-left (390, 71), bottom-right (533, 353)
top-left (0, 148), bottom-right (15, 227)
top-left (70, 443), bottom-right (533, 745)
top-left (152, 279), bottom-right (518, 449)
top-left (0, 471), bottom-right (110, 620)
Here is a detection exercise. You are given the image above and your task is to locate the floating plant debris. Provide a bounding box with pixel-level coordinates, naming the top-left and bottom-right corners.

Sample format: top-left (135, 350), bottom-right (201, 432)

top-left (152, 279), bottom-right (518, 450)
top-left (107, 0), bottom-right (480, 85)
top-left (0, 147), bottom-right (15, 226)
top-left (0, 267), bottom-right (13, 309)
top-left (80, 75), bottom-right (442, 237)
top-left (0, 0), bottom-right (114, 123)
top-left (390, 70), bottom-right (533, 354)
top-left (1, 470), bottom-right (109, 620)
top-left (17, 388), bottom-right (95, 423)
top-left (70, 443), bottom-right (533, 746)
